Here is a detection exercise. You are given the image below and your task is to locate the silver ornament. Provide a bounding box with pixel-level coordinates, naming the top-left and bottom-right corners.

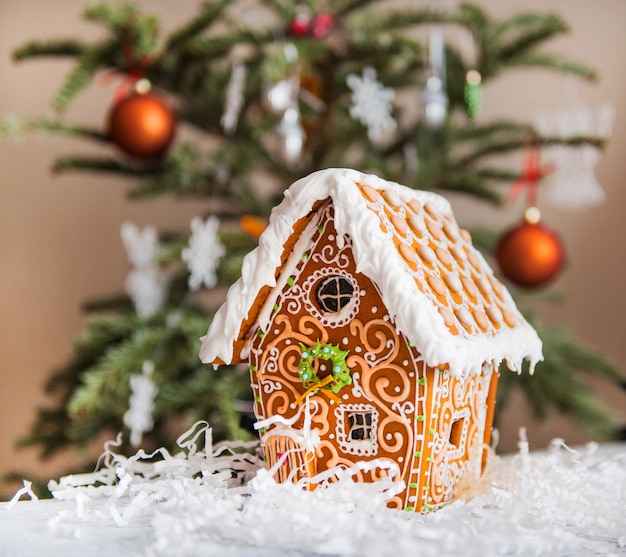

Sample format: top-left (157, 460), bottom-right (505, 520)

top-left (277, 106), bottom-right (305, 163)
top-left (266, 79), bottom-right (295, 114)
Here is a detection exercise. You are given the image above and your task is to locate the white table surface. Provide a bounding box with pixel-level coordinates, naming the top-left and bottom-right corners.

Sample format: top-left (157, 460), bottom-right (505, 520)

top-left (1, 442), bottom-right (625, 557)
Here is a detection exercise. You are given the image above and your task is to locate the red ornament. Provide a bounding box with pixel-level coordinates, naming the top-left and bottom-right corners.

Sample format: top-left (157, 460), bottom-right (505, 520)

top-left (107, 91), bottom-right (176, 159)
top-left (496, 209), bottom-right (565, 288)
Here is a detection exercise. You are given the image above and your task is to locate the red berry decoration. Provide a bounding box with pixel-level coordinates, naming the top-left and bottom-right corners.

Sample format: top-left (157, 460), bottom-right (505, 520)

top-left (495, 208), bottom-right (565, 288)
top-left (107, 91), bottom-right (176, 159)
top-left (310, 13), bottom-right (334, 39)
top-left (288, 16), bottom-right (310, 37)
top-left (287, 11), bottom-right (334, 39)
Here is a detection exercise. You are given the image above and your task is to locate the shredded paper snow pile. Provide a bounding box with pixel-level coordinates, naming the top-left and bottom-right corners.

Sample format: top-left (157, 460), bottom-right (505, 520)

top-left (8, 423), bottom-right (626, 557)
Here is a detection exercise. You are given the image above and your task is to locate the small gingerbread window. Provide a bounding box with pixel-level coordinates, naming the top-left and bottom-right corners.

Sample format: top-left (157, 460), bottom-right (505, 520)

top-left (449, 417), bottom-right (464, 448)
top-left (316, 276), bottom-right (355, 314)
top-left (347, 411), bottom-right (373, 441)
top-left (447, 408), bottom-right (470, 461)
top-left (334, 404), bottom-right (379, 456)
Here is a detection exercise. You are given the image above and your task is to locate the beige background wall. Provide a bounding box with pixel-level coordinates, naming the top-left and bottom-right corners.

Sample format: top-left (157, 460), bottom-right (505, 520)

top-left (1, 0), bottom-right (625, 495)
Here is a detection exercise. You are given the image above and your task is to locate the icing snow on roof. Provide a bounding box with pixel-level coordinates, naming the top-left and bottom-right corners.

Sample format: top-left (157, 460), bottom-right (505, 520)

top-left (200, 168), bottom-right (542, 378)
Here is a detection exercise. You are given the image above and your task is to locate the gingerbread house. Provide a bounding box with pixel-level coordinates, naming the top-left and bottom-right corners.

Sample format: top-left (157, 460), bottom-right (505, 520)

top-left (200, 168), bottom-right (542, 512)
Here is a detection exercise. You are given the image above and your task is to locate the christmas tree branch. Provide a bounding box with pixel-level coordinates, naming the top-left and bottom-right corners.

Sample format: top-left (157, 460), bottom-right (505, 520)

top-left (437, 171), bottom-right (502, 203)
top-left (15, 312), bottom-right (139, 457)
top-left (504, 53), bottom-right (597, 79)
top-left (457, 134), bottom-right (606, 167)
top-left (166, 0), bottom-right (232, 50)
top-left (496, 11), bottom-right (566, 36)
top-left (449, 121), bottom-right (533, 142)
top-left (498, 320), bottom-right (623, 440)
top-left (0, 117), bottom-right (107, 142)
top-left (180, 26), bottom-right (276, 59)
top-left (51, 155), bottom-right (161, 176)
top-left (495, 12), bottom-right (569, 59)
top-left (336, 0), bottom-right (379, 18)
top-left (12, 40), bottom-right (87, 60)
top-left (53, 40), bottom-right (120, 111)
top-left (357, 8), bottom-right (442, 33)
top-left (261, 0), bottom-right (292, 20)
top-left (82, 3), bottom-right (140, 27)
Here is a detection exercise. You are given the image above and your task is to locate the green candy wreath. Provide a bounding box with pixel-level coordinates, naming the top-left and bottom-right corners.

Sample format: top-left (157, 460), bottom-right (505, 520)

top-left (298, 341), bottom-right (352, 394)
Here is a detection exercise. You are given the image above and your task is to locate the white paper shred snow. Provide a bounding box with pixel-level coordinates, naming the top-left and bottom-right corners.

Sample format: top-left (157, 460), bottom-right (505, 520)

top-left (22, 424), bottom-right (626, 557)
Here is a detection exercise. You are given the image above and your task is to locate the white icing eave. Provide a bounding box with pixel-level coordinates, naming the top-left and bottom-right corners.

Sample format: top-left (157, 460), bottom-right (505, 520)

top-left (200, 168), bottom-right (543, 378)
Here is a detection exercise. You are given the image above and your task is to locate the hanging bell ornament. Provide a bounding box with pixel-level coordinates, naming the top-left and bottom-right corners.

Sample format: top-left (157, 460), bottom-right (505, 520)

top-left (464, 69), bottom-right (484, 120)
top-left (422, 75), bottom-right (449, 127)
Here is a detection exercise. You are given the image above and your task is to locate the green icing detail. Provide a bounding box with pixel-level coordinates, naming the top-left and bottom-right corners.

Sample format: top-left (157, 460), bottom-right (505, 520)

top-left (287, 276), bottom-right (295, 287)
top-left (249, 364), bottom-right (257, 372)
top-left (317, 225), bottom-right (324, 234)
top-left (302, 252), bottom-right (310, 261)
top-left (429, 428), bottom-right (436, 435)
top-left (273, 303), bottom-right (280, 312)
top-left (417, 377), bottom-right (426, 385)
top-left (404, 506), bottom-right (415, 512)
top-left (426, 456), bottom-right (434, 463)
top-left (257, 330), bottom-right (265, 338)
top-left (414, 450), bottom-right (422, 458)
top-left (409, 482), bottom-right (418, 489)
top-left (416, 415), bottom-right (425, 422)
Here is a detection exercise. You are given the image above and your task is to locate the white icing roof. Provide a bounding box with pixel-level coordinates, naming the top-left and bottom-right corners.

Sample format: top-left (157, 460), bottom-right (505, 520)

top-left (200, 168), bottom-right (543, 378)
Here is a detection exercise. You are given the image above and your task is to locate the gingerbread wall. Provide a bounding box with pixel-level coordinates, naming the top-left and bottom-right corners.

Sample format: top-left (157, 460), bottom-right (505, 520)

top-left (247, 203), bottom-right (496, 510)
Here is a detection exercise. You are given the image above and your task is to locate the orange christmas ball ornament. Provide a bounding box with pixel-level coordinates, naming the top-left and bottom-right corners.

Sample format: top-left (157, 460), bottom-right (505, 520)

top-left (107, 89), bottom-right (176, 159)
top-left (495, 208), bottom-right (565, 288)
top-left (239, 215), bottom-right (267, 238)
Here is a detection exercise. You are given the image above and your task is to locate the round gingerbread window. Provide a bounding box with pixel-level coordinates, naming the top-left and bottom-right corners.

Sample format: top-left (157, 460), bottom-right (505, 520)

top-left (316, 276), bottom-right (355, 314)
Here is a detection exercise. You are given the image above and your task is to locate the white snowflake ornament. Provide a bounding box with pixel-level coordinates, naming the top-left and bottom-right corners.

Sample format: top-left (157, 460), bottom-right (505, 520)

top-left (121, 221), bottom-right (160, 268)
top-left (125, 267), bottom-right (169, 319)
top-left (347, 66), bottom-right (397, 143)
top-left (182, 215), bottom-right (225, 291)
top-left (535, 102), bottom-right (615, 211)
top-left (121, 221), bottom-right (170, 318)
top-left (123, 360), bottom-right (158, 447)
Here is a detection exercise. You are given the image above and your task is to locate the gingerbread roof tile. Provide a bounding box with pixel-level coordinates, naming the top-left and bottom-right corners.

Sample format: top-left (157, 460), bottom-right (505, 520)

top-left (200, 168), bottom-right (542, 378)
